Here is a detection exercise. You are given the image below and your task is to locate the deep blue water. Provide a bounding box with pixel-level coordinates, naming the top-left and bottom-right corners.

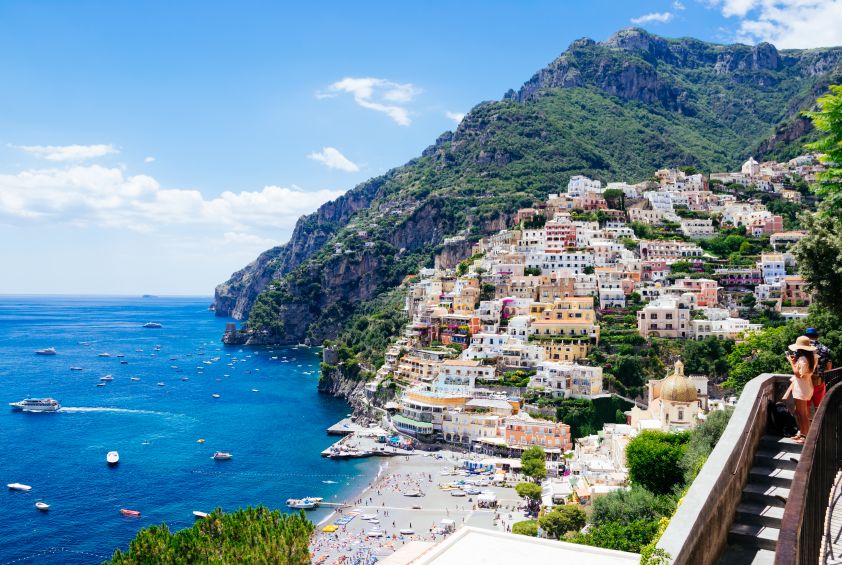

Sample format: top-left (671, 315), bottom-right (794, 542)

top-left (0, 296), bottom-right (376, 564)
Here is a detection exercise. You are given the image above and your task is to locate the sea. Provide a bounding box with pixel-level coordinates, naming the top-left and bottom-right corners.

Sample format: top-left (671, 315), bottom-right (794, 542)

top-left (0, 295), bottom-right (378, 564)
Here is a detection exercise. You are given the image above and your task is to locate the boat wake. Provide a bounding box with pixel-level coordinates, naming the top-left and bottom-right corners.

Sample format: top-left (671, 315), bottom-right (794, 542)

top-left (59, 407), bottom-right (177, 416)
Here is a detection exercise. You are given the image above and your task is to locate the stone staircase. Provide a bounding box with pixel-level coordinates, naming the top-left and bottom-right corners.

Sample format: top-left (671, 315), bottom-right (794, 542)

top-left (719, 435), bottom-right (803, 565)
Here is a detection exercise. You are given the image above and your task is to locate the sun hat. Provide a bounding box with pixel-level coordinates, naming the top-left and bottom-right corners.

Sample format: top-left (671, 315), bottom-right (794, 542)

top-left (805, 327), bottom-right (819, 337)
top-left (789, 335), bottom-right (817, 352)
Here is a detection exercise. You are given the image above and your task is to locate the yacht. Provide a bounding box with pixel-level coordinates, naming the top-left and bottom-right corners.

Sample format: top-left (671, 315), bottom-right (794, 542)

top-left (107, 451), bottom-right (120, 465)
top-left (212, 451), bottom-right (233, 460)
top-left (143, 322), bottom-right (163, 329)
top-left (8, 483), bottom-right (32, 491)
top-left (35, 347), bottom-right (57, 356)
top-left (9, 398), bottom-right (61, 412)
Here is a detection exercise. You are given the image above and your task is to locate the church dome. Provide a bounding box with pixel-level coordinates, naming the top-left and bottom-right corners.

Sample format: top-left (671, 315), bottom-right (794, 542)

top-left (660, 360), bottom-right (698, 403)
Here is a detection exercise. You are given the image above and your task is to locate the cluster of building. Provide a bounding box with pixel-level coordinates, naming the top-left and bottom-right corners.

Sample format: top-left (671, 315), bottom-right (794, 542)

top-left (360, 155), bottom-right (821, 473)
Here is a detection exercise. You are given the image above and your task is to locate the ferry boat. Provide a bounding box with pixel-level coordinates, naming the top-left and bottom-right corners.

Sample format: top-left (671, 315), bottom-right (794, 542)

top-left (286, 497), bottom-right (321, 510)
top-left (35, 347), bottom-right (57, 356)
top-left (212, 451), bottom-right (233, 460)
top-left (8, 483), bottom-right (32, 491)
top-left (142, 322), bottom-right (163, 329)
top-left (9, 398), bottom-right (61, 412)
top-left (107, 451), bottom-right (120, 465)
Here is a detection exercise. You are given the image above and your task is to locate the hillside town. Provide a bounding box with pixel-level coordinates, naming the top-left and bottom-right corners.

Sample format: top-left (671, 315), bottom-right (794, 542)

top-left (329, 154), bottom-right (826, 502)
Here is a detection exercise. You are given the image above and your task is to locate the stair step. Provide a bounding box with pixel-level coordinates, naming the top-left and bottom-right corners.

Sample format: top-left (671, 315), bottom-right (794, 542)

top-left (749, 466), bottom-right (796, 487)
top-left (728, 522), bottom-right (780, 551)
top-left (735, 502), bottom-right (785, 528)
top-left (760, 435), bottom-right (804, 453)
top-left (742, 484), bottom-right (790, 507)
top-left (718, 546), bottom-right (776, 565)
top-left (754, 449), bottom-right (800, 471)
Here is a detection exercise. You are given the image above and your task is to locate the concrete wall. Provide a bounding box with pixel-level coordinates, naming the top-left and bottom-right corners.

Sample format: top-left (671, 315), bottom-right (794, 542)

top-left (657, 373), bottom-right (791, 565)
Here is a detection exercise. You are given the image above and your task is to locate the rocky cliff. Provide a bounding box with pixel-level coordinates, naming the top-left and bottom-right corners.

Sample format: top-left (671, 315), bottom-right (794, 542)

top-left (215, 28), bottom-right (842, 346)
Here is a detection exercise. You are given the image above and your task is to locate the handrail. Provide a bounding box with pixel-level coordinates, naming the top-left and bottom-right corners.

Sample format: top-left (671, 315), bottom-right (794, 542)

top-left (775, 369), bottom-right (842, 565)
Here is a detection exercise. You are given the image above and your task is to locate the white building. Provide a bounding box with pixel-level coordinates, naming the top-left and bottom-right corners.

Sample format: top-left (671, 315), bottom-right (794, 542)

top-left (528, 361), bottom-right (603, 398)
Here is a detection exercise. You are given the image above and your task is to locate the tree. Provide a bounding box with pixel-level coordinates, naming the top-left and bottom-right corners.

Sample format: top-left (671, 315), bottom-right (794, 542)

top-left (539, 505), bottom-right (587, 539)
top-left (515, 482), bottom-right (544, 514)
top-left (573, 518), bottom-right (661, 553)
top-left (521, 446), bottom-right (547, 482)
top-left (807, 84), bottom-right (842, 209)
top-left (590, 486), bottom-right (676, 527)
top-left (679, 408), bottom-right (732, 482)
top-left (723, 323), bottom-right (803, 391)
top-left (626, 430), bottom-right (691, 495)
top-left (603, 188), bottom-right (626, 211)
top-left (107, 507), bottom-right (314, 564)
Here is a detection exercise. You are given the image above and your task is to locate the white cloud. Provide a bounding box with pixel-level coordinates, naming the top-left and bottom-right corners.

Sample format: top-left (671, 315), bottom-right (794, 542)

top-left (445, 111), bottom-right (465, 124)
top-left (220, 231), bottom-right (280, 248)
top-left (711, 0), bottom-right (842, 48)
top-left (12, 143), bottom-right (119, 162)
top-left (0, 164), bottom-right (346, 233)
top-left (144, 156), bottom-right (155, 163)
top-left (307, 147), bottom-right (360, 172)
top-left (631, 11), bottom-right (674, 24)
top-left (321, 77), bottom-right (420, 126)
top-left (673, 0), bottom-right (686, 10)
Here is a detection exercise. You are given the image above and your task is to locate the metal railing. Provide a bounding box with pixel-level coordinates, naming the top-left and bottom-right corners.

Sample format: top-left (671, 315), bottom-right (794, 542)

top-left (776, 367), bottom-right (842, 565)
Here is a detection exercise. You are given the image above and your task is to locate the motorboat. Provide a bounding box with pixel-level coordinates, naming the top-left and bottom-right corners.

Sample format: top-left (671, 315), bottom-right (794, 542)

top-left (211, 394), bottom-right (220, 398)
top-left (142, 322), bottom-right (163, 329)
top-left (35, 502), bottom-right (50, 511)
top-left (107, 451), bottom-right (120, 465)
top-left (98, 353), bottom-right (111, 357)
top-left (96, 383), bottom-right (106, 387)
top-left (9, 398), bottom-right (61, 412)
top-left (120, 509), bottom-right (141, 517)
top-left (116, 354), bottom-right (125, 358)
top-left (35, 347), bottom-right (57, 356)
top-left (181, 377), bottom-right (189, 381)
top-left (130, 377), bottom-right (141, 381)
top-left (157, 382), bottom-right (165, 387)
top-left (100, 374), bottom-right (114, 381)
top-left (120, 361), bottom-right (128, 365)
top-left (196, 438), bottom-right (205, 443)
top-left (212, 452), bottom-right (233, 460)
top-left (8, 483), bottom-right (32, 492)
top-left (70, 367), bottom-right (83, 371)
top-left (403, 490), bottom-right (424, 497)
top-left (286, 498), bottom-right (319, 510)
top-left (399, 528), bottom-right (415, 535)
top-left (193, 511), bottom-right (208, 519)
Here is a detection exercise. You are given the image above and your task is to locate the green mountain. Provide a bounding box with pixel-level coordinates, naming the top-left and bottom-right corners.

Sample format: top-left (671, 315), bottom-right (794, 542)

top-left (213, 28), bottom-right (842, 349)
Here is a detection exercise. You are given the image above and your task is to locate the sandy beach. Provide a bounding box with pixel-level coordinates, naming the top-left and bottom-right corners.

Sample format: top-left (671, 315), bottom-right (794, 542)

top-left (309, 450), bottom-right (524, 564)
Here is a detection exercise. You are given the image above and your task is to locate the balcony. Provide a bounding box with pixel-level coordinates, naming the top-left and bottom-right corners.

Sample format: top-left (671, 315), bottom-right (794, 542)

top-left (657, 369), bottom-right (842, 565)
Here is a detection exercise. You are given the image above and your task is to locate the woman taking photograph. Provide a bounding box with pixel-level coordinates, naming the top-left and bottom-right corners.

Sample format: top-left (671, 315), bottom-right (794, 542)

top-left (786, 336), bottom-right (818, 443)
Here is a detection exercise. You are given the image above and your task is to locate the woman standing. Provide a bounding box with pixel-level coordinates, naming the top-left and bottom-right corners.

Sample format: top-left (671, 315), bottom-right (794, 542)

top-left (786, 336), bottom-right (817, 443)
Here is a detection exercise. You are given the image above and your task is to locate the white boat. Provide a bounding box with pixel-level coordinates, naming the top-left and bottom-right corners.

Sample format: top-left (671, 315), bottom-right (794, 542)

top-left (142, 322), bottom-right (163, 329)
top-left (98, 353), bottom-right (111, 357)
top-left (286, 498), bottom-right (319, 510)
top-left (130, 377), bottom-right (141, 381)
top-left (157, 382), bottom-right (165, 387)
top-left (100, 374), bottom-right (114, 381)
top-left (107, 451), bottom-right (120, 465)
top-left (70, 367), bottom-right (83, 371)
top-left (9, 398), bottom-right (61, 412)
top-left (212, 452), bottom-right (233, 461)
top-left (35, 347), bottom-right (57, 356)
top-left (400, 528), bottom-right (415, 535)
top-left (193, 511), bottom-right (208, 519)
top-left (96, 383), bottom-right (106, 387)
top-left (35, 502), bottom-right (50, 511)
top-left (8, 483), bottom-right (32, 492)
top-left (212, 394), bottom-right (220, 398)
top-left (367, 530), bottom-right (384, 537)
top-left (403, 490), bottom-right (424, 497)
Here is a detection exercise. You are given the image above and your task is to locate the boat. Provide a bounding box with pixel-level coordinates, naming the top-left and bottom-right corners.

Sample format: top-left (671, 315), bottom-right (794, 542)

top-left (100, 374), bottom-right (114, 381)
top-left (212, 452), bottom-right (233, 460)
top-left (35, 347), bottom-right (57, 356)
top-left (181, 377), bottom-right (189, 381)
top-left (8, 483), bottom-right (32, 491)
top-left (116, 354), bottom-right (125, 358)
top-left (130, 377), bottom-right (141, 381)
top-left (120, 361), bottom-right (128, 365)
top-left (399, 528), bottom-right (415, 535)
top-left (157, 382), bottom-right (165, 387)
top-left (142, 322), bottom-right (163, 329)
top-left (98, 353), bottom-right (111, 357)
top-left (70, 367), bottom-right (83, 371)
top-left (35, 502), bottom-right (50, 511)
top-left (197, 439), bottom-right (205, 443)
top-left (107, 451), bottom-right (120, 465)
top-left (96, 383), bottom-right (106, 387)
top-left (9, 398), bottom-right (61, 412)
top-left (286, 498), bottom-right (319, 510)
top-left (212, 394), bottom-right (220, 398)
top-left (193, 511), bottom-right (208, 519)
top-left (403, 490), bottom-right (424, 497)
top-left (120, 509), bottom-right (141, 517)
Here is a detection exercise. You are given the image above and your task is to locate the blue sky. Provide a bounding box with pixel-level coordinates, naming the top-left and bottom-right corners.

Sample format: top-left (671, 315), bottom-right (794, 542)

top-left (1, 0), bottom-right (840, 294)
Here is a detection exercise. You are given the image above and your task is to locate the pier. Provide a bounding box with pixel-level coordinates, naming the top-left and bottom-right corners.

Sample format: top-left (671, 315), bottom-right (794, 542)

top-left (326, 418), bottom-right (366, 436)
top-left (321, 421), bottom-right (408, 459)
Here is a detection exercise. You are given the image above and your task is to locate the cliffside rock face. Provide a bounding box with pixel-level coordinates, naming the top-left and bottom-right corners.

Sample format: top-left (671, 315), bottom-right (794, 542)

top-left (214, 175), bottom-right (389, 319)
top-left (317, 364), bottom-right (376, 422)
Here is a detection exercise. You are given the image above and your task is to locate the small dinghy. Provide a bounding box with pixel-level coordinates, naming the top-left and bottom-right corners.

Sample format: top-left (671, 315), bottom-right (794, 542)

top-left (212, 451), bottom-right (233, 460)
top-left (107, 451), bottom-right (120, 465)
top-left (120, 509), bottom-right (141, 517)
top-left (35, 502), bottom-right (50, 511)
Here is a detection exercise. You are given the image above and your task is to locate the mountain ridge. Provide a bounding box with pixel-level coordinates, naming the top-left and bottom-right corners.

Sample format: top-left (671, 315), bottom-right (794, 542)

top-left (213, 28), bottom-right (842, 346)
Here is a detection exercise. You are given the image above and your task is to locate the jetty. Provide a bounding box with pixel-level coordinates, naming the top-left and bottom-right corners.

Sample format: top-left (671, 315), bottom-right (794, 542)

top-left (326, 418), bottom-right (365, 436)
top-left (321, 422), bottom-right (408, 459)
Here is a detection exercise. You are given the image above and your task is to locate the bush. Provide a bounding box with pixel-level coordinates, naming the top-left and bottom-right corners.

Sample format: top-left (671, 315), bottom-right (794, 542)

top-left (626, 430), bottom-right (691, 494)
top-left (573, 518), bottom-right (661, 553)
top-left (512, 520), bottom-right (539, 537)
top-left (679, 408), bottom-right (732, 482)
top-left (590, 486), bottom-right (676, 527)
top-left (539, 505), bottom-right (587, 538)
